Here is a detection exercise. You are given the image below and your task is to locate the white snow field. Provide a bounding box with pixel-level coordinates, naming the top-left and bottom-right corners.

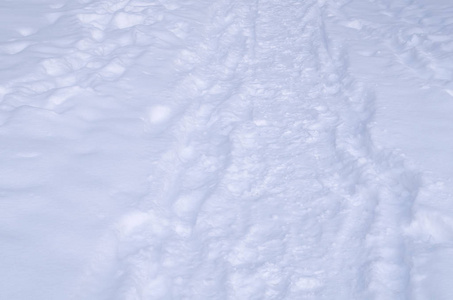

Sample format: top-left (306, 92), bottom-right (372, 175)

top-left (1, 0), bottom-right (453, 299)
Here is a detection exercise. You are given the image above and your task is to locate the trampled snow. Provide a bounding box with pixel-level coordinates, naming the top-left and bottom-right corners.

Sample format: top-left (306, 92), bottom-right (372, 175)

top-left (1, 0), bottom-right (453, 299)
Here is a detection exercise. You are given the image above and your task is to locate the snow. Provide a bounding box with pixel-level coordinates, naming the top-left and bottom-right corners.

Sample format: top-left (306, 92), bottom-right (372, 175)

top-left (1, 0), bottom-right (453, 299)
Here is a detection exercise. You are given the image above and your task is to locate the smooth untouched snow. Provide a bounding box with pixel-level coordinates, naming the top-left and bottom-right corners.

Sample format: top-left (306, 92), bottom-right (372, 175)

top-left (1, 0), bottom-right (453, 299)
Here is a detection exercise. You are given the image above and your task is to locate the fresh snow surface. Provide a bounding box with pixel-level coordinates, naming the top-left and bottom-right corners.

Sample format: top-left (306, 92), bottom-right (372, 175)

top-left (1, 0), bottom-right (453, 299)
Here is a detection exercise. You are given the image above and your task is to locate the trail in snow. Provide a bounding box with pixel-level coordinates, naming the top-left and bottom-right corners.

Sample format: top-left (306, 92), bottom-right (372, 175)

top-left (326, 1), bottom-right (453, 298)
top-left (70, 0), bottom-right (417, 298)
top-left (1, 0), bottom-right (453, 299)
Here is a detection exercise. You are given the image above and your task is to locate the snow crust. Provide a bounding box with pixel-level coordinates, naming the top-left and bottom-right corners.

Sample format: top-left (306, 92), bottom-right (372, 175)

top-left (1, 0), bottom-right (453, 299)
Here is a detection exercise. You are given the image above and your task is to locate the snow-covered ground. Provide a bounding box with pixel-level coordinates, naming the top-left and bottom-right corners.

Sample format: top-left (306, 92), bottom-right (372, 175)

top-left (1, 0), bottom-right (453, 299)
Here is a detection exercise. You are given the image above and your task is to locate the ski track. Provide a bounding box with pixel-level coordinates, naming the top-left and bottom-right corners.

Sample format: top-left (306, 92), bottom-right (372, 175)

top-left (0, 0), bottom-right (450, 299)
top-left (327, 1), bottom-right (453, 298)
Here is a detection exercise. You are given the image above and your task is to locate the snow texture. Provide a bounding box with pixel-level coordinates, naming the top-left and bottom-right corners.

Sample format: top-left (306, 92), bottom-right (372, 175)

top-left (1, 0), bottom-right (453, 299)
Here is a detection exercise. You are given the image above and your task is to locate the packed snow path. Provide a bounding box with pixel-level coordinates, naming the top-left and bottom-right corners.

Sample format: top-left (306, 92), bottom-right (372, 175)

top-left (1, 0), bottom-right (453, 299)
